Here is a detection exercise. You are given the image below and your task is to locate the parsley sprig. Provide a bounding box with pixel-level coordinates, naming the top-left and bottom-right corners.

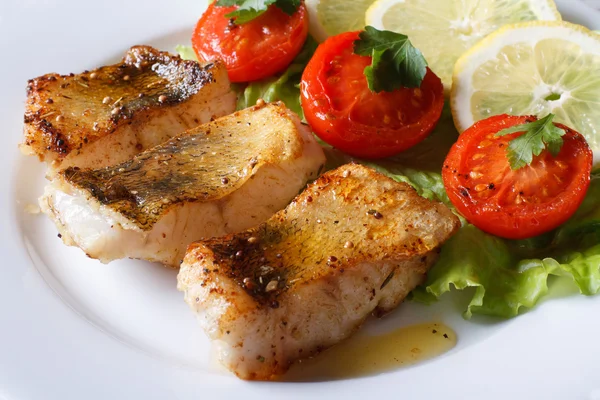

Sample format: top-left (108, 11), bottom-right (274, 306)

top-left (353, 26), bottom-right (428, 93)
top-left (496, 114), bottom-right (567, 170)
top-left (216, 0), bottom-right (301, 24)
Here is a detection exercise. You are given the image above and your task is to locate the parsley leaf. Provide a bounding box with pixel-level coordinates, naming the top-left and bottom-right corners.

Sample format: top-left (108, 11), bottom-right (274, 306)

top-left (495, 114), bottom-right (567, 170)
top-left (216, 0), bottom-right (300, 24)
top-left (353, 26), bottom-right (428, 93)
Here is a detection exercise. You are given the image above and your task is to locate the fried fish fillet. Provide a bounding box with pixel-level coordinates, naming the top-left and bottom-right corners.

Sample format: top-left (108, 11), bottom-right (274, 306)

top-left (22, 45), bottom-right (236, 170)
top-left (177, 163), bottom-right (461, 380)
top-left (39, 102), bottom-right (325, 267)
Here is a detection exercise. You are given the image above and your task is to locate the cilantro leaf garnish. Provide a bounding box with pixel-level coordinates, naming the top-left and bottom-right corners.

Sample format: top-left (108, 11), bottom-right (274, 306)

top-left (216, 0), bottom-right (301, 24)
top-left (496, 114), bottom-right (567, 170)
top-left (353, 26), bottom-right (428, 93)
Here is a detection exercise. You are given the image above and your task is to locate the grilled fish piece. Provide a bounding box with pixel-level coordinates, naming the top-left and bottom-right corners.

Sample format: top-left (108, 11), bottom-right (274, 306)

top-left (39, 102), bottom-right (326, 267)
top-left (22, 45), bottom-right (236, 170)
top-left (177, 163), bottom-right (461, 380)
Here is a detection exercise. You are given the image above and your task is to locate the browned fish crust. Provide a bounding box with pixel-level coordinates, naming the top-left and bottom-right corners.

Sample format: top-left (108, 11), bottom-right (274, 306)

top-left (23, 45), bottom-right (223, 162)
top-left (60, 102), bottom-right (311, 230)
top-left (179, 164), bottom-right (461, 380)
top-left (185, 164), bottom-right (460, 307)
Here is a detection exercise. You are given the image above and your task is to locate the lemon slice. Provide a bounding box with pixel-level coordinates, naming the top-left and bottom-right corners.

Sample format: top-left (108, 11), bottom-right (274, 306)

top-left (305, 0), bottom-right (375, 42)
top-left (366, 0), bottom-right (561, 92)
top-left (451, 21), bottom-right (600, 161)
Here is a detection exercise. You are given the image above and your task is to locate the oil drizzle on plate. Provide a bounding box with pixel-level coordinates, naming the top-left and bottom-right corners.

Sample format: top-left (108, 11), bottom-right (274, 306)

top-left (283, 322), bottom-right (456, 381)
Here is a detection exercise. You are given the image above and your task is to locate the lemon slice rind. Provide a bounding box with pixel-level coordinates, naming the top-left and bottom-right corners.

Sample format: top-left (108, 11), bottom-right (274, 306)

top-left (451, 20), bottom-right (600, 161)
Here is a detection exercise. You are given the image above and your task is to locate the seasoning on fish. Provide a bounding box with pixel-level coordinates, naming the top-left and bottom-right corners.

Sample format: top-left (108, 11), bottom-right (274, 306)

top-left (22, 45), bottom-right (236, 170)
top-left (39, 102), bottom-right (326, 267)
top-left (177, 163), bottom-right (461, 380)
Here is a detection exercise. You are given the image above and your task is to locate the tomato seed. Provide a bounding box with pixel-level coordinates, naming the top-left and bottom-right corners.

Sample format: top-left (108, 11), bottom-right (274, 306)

top-left (554, 174), bottom-right (563, 183)
top-left (555, 160), bottom-right (568, 169)
top-left (515, 195), bottom-right (523, 204)
top-left (397, 111), bottom-right (404, 122)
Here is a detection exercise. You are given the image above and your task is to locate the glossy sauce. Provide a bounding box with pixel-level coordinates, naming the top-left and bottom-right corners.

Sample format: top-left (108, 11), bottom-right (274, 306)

top-left (283, 322), bottom-right (457, 381)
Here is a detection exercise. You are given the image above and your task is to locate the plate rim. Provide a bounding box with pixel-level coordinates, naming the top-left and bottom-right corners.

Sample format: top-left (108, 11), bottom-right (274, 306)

top-left (1, 1), bottom-right (600, 399)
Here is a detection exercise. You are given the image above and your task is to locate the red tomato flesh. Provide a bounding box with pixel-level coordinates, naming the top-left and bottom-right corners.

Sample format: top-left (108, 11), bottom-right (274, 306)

top-left (443, 114), bottom-right (593, 240)
top-left (192, 3), bottom-right (308, 83)
top-left (301, 31), bottom-right (444, 159)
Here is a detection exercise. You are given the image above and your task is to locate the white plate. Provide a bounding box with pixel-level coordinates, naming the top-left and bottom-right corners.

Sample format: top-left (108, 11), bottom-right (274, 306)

top-left (1, 1), bottom-right (599, 399)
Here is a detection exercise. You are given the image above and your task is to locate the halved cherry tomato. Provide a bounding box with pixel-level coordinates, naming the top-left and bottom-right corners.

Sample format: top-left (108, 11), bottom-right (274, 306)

top-left (443, 114), bottom-right (593, 240)
top-left (300, 31), bottom-right (444, 159)
top-left (192, 2), bottom-right (308, 83)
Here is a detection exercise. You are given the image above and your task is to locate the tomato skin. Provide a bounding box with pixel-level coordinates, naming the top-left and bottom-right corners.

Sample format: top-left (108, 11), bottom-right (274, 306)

top-left (300, 31), bottom-right (444, 159)
top-left (192, 3), bottom-right (309, 83)
top-left (443, 114), bottom-right (593, 240)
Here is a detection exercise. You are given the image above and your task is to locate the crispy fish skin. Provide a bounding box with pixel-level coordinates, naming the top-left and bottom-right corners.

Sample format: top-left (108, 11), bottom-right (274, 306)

top-left (22, 45), bottom-right (236, 169)
top-left (177, 164), bottom-right (461, 380)
top-left (40, 102), bottom-right (326, 267)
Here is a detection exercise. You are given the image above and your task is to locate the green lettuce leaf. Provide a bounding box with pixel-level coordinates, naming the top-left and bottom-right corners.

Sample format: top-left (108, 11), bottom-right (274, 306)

top-left (177, 37), bottom-right (317, 120)
top-left (383, 164), bottom-right (600, 318)
top-left (358, 105), bottom-right (457, 207)
top-left (175, 45), bottom-right (198, 61)
top-left (359, 105), bottom-right (600, 319)
top-left (559, 245), bottom-right (600, 295)
top-left (366, 163), bottom-right (451, 206)
top-left (236, 36), bottom-right (318, 119)
top-left (175, 36), bottom-right (319, 120)
top-left (411, 225), bottom-right (562, 318)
